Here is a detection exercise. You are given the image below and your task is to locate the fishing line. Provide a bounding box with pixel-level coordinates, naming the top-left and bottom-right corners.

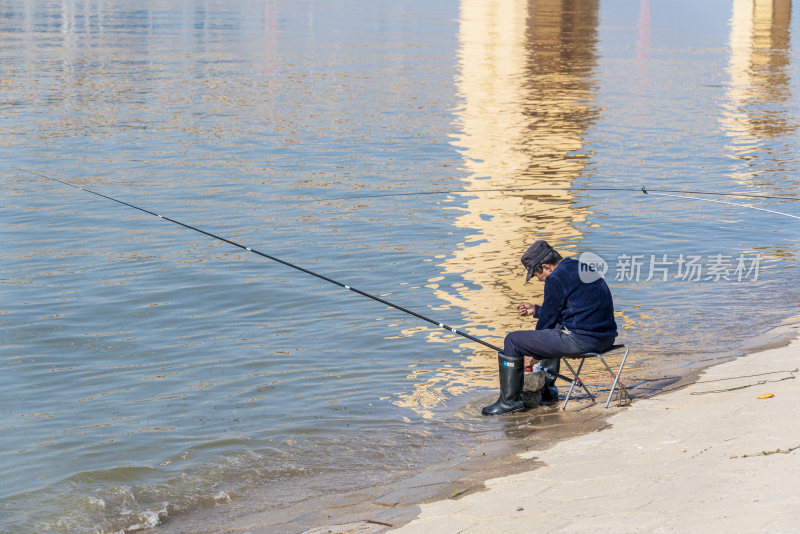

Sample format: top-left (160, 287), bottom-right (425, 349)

top-left (16, 168), bottom-right (504, 353)
top-left (303, 185), bottom-right (800, 204)
top-left (305, 186), bottom-right (636, 203)
top-left (640, 187), bottom-right (800, 221)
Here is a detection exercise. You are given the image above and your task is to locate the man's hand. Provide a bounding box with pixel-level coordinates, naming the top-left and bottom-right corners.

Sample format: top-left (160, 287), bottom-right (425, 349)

top-left (516, 302), bottom-right (536, 317)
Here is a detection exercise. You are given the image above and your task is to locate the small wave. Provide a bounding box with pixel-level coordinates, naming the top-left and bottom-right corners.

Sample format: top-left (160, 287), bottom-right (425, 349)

top-left (123, 504), bottom-right (169, 532)
top-left (35, 486), bottom-right (170, 534)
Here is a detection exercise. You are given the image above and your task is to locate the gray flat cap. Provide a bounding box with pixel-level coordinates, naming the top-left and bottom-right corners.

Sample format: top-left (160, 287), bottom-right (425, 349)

top-left (521, 240), bottom-right (554, 282)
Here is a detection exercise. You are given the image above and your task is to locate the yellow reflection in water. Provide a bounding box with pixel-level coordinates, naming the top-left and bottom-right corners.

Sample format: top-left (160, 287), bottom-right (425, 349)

top-left (396, 0), bottom-right (601, 416)
top-left (724, 0), bottom-right (793, 182)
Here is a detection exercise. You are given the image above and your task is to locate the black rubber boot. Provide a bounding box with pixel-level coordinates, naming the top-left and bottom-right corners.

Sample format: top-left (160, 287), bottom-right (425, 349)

top-left (482, 353), bottom-right (525, 415)
top-left (538, 358), bottom-right (561, 404)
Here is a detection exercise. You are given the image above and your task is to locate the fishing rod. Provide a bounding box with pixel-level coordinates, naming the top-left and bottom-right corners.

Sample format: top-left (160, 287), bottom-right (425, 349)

top-left (17, 168), bottom-right (505, 353)
top-left (18, 169), bottom-right (797, 354)
top-left (304, 185), bottom-right (800, 204)
top-left (640, 187), bottom-right (800, 221)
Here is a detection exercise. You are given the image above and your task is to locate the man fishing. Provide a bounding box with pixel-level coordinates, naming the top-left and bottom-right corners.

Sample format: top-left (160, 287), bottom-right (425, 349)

top-left (482, 240), bottom-right (618, 415)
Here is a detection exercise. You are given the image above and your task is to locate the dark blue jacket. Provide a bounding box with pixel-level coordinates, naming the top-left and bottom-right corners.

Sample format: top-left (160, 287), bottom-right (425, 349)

top-left (533, 257), bottom-right (617, 345)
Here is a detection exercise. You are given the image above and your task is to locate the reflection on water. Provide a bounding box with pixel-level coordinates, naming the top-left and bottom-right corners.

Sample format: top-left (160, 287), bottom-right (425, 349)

top-left (725, 0), bottom-right (796, 188)
top-left (447, 0), bottom-right (600, 312)
top-left (638, 0), bottom-right (651, 60)
top-left (397, 0), bottom-right (602, 415)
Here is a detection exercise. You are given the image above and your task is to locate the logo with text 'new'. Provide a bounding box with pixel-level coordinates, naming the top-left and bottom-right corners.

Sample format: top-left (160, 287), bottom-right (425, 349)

top-left (578, 252), bottom-right (608, 283)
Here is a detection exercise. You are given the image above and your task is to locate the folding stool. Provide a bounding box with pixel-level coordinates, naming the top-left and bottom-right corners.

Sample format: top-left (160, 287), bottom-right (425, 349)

top-left (558, 344), bottom-right (631, 410)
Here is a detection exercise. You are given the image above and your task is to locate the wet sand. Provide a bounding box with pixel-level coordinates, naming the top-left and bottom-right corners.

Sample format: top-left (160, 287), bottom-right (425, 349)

top-left (298, 321), bottom-right (800, 534)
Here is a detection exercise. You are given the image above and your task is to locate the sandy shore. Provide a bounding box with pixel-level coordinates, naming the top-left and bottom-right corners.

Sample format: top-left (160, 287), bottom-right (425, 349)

top-left (307, 334), bottom-right (800, 534)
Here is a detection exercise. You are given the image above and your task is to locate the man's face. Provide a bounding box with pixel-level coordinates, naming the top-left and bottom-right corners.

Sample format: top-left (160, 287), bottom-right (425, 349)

top-left (533, 264), bottom-right (554, 282)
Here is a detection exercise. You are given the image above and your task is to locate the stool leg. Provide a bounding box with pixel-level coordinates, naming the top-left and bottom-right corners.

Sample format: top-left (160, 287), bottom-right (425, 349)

top-left (561, 358), bottom-right (595, 410)
top-left (601, 346), bottom-right (631, 408)
top-left (562, 359), bottom-right (580, 410)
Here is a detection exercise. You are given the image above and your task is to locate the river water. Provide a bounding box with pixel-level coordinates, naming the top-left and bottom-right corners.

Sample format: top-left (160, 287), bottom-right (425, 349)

top-left (1, 0), bottom-right (799, 532)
